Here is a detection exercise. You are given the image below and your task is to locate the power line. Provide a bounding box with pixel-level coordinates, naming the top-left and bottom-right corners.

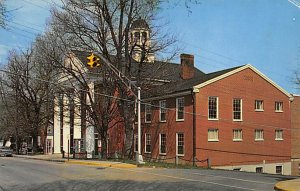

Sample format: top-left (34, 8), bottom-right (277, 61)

top-left (0, 68), bottom-right (297, 155)
top-left (0, 68), bottom-right (296, 133)
top-left (20, 0), bottom-right (50, 10)
top-left (178, 40), bottom-right (245, 64)
top-left (8, 20), bottom-right (44, 33)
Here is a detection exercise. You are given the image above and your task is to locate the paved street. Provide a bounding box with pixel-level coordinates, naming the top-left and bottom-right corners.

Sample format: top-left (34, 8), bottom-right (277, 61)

top-left (0, 157), bottom-right (294, 191)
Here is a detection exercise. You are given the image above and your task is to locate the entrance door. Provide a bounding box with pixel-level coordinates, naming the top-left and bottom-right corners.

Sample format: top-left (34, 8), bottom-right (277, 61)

top-left (46, 139), bottom-right (52, 154)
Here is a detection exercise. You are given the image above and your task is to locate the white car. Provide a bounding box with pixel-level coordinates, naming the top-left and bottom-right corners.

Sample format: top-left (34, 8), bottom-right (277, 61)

top-left (0, 147), bottom-right (13, 157)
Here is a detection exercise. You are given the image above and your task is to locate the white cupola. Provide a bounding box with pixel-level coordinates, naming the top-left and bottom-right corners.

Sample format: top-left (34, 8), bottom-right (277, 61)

top-left (129, 19), bottom-right (154, 63)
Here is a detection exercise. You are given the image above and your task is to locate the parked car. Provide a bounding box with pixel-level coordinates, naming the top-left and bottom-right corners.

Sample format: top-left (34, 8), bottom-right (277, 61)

top-left (0, 146), bottom-right (13, 157)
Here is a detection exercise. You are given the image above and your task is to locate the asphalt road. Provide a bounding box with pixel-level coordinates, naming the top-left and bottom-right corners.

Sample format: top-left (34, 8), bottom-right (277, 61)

top-left (0, 157), bottom-right (294, 191)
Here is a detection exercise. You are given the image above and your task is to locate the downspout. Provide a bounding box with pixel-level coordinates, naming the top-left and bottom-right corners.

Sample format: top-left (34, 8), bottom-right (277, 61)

top-left (192, 88), bottom-right (197, 166)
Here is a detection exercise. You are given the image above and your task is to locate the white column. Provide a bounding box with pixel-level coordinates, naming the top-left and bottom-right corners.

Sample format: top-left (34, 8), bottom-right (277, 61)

top-left (53, 96), bottom-right (61, 154)
top-left (63, 95), bottom-right (70, 153)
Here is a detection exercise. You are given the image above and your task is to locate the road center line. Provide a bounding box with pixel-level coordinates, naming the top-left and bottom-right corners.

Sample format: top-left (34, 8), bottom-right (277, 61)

top-left (111, 167), bottom-right (268, 191)
top-left (187, 172), bottom-right (274, 185)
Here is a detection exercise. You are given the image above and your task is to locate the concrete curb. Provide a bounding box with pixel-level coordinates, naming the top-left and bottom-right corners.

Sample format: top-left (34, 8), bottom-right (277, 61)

top-left (13, 155), bottom-right (136, 168)
top-left (274, 179), bottom-right (300, 191)
top-left (66, 160), bottom-right (137, 168)
top-left (13, 155), bottom-right (65, 163)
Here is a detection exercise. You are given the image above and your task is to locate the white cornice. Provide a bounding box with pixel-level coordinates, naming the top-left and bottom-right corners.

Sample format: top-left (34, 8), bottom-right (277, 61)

top-left (193, 64), bottom-right (292, 98)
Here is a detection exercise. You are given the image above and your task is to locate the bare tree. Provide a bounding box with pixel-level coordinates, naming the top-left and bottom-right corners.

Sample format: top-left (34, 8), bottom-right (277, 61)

top-left (38, 0), bottom-right (178, 158)
top-left (0, 0), bottom-right (6, 28)
top-left (1, 46), bottom-right (56, 153)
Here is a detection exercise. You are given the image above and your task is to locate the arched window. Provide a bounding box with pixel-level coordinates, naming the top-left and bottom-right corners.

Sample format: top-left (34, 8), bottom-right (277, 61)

top-left (134, 32), bottom-right (140, 42)
top-left (141, 32), bottom-right (147, 42)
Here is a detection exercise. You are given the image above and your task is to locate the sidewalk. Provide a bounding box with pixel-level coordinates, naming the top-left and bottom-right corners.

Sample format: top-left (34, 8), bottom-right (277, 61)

top-left (274, 179), bottom-right (300, 191)
top-left (13, 154), bottom-right (137, 169)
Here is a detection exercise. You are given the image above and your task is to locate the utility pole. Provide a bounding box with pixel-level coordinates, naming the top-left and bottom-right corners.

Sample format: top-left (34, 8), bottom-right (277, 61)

top-left (87, 52), bottom-right (144, 164)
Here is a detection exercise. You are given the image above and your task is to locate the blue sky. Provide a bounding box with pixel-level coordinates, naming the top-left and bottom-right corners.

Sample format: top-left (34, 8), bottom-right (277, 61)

top-left (0, 0), bottom-right (300, 93)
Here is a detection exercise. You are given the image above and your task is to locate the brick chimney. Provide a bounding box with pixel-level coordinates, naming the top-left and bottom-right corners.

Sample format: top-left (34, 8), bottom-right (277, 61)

top-left (180, 53), bottom-right (195, 80)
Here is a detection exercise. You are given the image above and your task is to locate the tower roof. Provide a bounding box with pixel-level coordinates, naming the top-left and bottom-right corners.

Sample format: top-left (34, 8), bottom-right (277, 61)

top-left (130, 19), bottom-right (150, 29)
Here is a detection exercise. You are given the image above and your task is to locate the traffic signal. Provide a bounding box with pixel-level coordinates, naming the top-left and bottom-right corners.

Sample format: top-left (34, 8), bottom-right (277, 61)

top-left (87, 53), bottom-right (100, 68)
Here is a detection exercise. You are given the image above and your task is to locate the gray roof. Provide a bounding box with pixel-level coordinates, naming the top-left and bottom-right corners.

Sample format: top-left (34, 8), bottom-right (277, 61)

top-left (130, 19), bottom-right (150, 29)
top-left (70, 50), bottom-right (244, 99)
top-left (143, 66), bottom-right (244, 98)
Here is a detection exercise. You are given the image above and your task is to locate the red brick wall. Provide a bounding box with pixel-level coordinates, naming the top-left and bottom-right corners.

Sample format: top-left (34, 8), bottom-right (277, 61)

top-left (195, 68), bottom-right (291, 166)
top-left (141, 95), bottom-right (195, 164)
top-left (291, 96), bottom-right (300, 176)
top-left (292, 96), bottom-right (300, 158)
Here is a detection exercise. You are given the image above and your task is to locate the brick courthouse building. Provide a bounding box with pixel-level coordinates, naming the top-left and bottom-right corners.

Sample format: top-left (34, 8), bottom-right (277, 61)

top-left (136, 54), bottom-right (292, 175)
top-left (52, 19), bottom-right (294, 175)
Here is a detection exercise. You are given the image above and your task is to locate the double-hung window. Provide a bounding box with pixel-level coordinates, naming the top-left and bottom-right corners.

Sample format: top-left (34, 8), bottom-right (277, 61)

top-left (233, 129), bottom-right (243, 141)
top-left (276, 166), bottom-right (283, 175)
top-left (233, 98), bottom-right (242, 121)
top-left (145, 133), bottom-right (151, 153)
top-left (176, 133), bottom-right (184, 156)
top-left (145, 104), bottom-right (151, 123)
top-left (176, 97), bottom-right (184, 121)
top-left (208, 97), bottom-right (218, 120)
top-left (255, 129), bottom-right (264, 141)
top-left (275, 102), bottom-right (283, 112)
top-left (275, 129), bottom-right (283, 140)
top-left (208, 129), bottom-right (219, 141)
top-left (159, 100), bottom-right (166, 122)
top-left (255, 100), bottom-right (264, 111)
top-left (159, 133), bottom-right (166, 154)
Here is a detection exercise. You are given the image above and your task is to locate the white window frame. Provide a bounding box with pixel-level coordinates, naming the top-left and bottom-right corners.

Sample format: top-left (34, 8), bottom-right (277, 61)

top-left (176, 133), bottom-right (184, 156)
top-left (208, 97), bottom-right (219, 120)
top-left (176, 97), bottom-right (185, 121)
top-left (159, 100), bottom-right (166, 122)
top-left (233, 129), bottom-right (243, 141)
top-left (255, 100), bottom-right (264, 111)
top-left (145, 133), bottom-right (151, 153)
top-left (208, 129), bottom-right (219, 142)
top-left (275, 101), bottom-right (283, 112)
top-left (276, 165), bottom-right (283, 175)
top-left (159, 133), bottom-right (166, 155)
top-left (275, 129), bottom-right (283, 141)
top-left (256, 166), bottom-right (263, 173)
top-left (144, 104), bottom-right (151, 123)
top-left (233, 98), bottom-right (242, 121)
top-left (255, 129), bottom-right (264, 141)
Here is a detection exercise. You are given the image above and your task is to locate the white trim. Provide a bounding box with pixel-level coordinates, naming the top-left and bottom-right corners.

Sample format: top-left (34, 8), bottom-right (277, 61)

top-left (144, 103), bottom-right (151, 123)
top-left (159, 100), bottom-right (167, 122)
top-left (208, 129), bottom-right (219, 142)
top-left (275, 129), bottom-right (284, 141)
top-left (193, 64), bottom-right (292, 98)
top-left (233, 129), bottom-right (243, 142)
top-left (255, 166), bottom-right (264, 173)
top-left (233, 98), bottom-right (243, 121)
top-left (143, 91), bottom-right (191, 101)
top-left (254, 129), bottom-right (264, 141)
top-left (276, 165), bottom-right (283, 175)
top-left (176, 97), bottom-right (185, 121)
top-left (176, 133), bottom-right (185, 156)
top-left (275, 101), bottom-right (283, 112)
top-left (255, 100), bottom-right (264, 111)
top-left (159, 133), bottom-right (166, 155)
top-left (208, 96), bottom-right (219, 120)
top-left (144, 133), bottom-right (151, 153)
